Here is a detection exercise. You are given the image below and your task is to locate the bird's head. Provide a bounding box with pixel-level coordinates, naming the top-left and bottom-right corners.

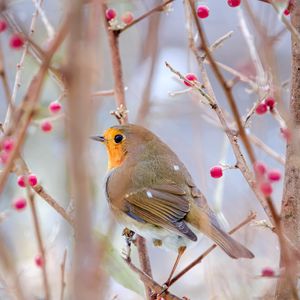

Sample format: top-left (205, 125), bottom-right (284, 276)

top-left (91, 124), bottom-right (154, 170)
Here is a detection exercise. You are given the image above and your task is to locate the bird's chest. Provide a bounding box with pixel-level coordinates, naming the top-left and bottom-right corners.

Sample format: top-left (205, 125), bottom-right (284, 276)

top-left (104, 167), bottom-right (131, 209)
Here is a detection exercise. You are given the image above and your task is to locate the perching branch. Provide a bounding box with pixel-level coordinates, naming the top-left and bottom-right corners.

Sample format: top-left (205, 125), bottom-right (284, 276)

top-left (168, 211), bottom-right (256, 287)
top-left (124, 259), bottom-right (181, 300)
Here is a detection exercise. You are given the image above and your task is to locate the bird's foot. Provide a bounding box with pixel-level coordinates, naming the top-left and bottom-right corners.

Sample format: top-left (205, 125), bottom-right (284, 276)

top-left (121, 228), bottom-right (136, 262)
top-left (122, 228), bottom-right (136, 246)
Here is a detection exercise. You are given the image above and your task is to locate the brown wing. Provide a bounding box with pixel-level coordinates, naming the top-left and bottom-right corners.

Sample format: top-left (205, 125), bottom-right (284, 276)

top-left (124, 184), bottom-right (197, 241)
top-left (186, 177), bottom-right (221, 229)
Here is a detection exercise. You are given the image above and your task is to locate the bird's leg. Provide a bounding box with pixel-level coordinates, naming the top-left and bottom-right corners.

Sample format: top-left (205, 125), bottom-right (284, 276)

top-left (122, 228), bottom-right (135, 261)
top-left (164, 246), bottom-right (186, 288)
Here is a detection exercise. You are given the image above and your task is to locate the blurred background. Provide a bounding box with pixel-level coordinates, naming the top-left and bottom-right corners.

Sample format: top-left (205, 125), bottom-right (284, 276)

top-left (0, 0), bottom-right (291, 299)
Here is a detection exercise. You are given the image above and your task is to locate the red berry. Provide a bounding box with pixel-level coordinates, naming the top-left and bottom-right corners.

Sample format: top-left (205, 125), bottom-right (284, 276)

top-left (9, 34), bottom-right (24, 49)
top-left (255, 102), bottom-right (267, 115)
top-left (41, 121), bottom-right (53, 132)
top-left (13, 197), bottom-right (27, 211)
top-left (0, 151), bottom-right (9, 164)
top-left (280, 127), bottom-right (291, 142)
top-left (3, 138), bottom-right (14, 152)
top-left (268, 169), bottom-right (281, 182)
top-left (210, 166), bottom-right (223, 178)
top-left (284, 9), bottom-right (290, 16)
top-left (28, 174), bottom-right (38, 187)
top-left (197, 5), bottom-right (210, 19)
top-left (17, 175), bottom-right (26, 188)
top-left (184, 73), bottom-right (198, 87)
top-left (254, 161), bottom-right (267, 176)
top-left (227, 0), bottom-right (241, 7)
top-left (261, 267), bottom-right (275, 277)
top-left (105, 8), bottom-right (117, 21)
top-left (35, 255), bottom-right (43, 267)
top-left (260, 182), bottom-right (273, 196)
top-left (121, 11), bottom-right (134, 25)
top-left (48, 101), bottom-right (62, 114)
top-left (0, 20), bottom-right (7, 33)
top-left (265, 97), bottom-right (275, 110)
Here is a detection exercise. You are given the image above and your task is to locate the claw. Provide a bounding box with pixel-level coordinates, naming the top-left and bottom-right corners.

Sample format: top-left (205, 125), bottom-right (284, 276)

top-left (121, 228), bottom-right (135, 262)
top-left (122, 228), bottom-right (135, 246)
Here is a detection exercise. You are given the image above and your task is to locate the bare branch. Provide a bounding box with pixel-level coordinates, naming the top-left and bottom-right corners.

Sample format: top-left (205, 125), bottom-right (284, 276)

top-left (124, 259), bottom-right (181, 300)
top-left (169, 212), bottom-right (257, 287)
top-left (60, 250), bottom-right (67, 300)
top-left (118, 0), bottom-right (174, 35)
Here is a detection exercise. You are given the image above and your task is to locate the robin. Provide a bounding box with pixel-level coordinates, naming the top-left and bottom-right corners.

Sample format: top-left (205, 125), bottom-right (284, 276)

top-left (92, 124), bottom-right (254, 283)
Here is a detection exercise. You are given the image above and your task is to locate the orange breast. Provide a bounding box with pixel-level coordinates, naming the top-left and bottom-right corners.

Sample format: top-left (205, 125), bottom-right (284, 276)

top-left (107, 144), bottom-right (126, 170)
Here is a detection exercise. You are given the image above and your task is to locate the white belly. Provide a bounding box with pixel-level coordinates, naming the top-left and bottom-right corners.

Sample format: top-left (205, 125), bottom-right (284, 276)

top-left (117, 211), bottom-right (199, 252)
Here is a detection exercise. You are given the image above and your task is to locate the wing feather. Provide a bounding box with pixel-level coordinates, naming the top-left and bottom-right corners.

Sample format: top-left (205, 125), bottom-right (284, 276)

top-left (124, 185), bottom-right (197, 241)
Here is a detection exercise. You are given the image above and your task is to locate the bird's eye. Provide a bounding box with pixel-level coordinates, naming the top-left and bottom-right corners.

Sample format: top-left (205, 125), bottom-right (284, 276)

top-left (114, 134), bottom-right (123, 144)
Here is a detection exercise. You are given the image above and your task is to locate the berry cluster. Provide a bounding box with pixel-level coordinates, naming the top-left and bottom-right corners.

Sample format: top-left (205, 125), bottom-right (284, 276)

top-left (255, 97), bottom-right (275, 115)
top-left (254, 161), bottom-right (281, 196)
top-left (196, 0), bottom-right (241, 21)
top-left (40, 101), bottom-right (63, 133)
top-left (12, 173), bottom-right (38, 214)
top-left (105, 8), bottom-right (134, 25)
top-left (0, 20), bottom-right (24, 49)
top-left (17, 174), bottom-right (38, 188)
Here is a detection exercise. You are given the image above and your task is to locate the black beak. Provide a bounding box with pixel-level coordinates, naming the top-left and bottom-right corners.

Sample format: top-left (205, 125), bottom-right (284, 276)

top-left (90, 135), bottom-right (105, 142)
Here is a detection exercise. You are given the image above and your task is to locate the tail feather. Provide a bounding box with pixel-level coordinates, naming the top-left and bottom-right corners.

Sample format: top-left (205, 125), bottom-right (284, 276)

top-left (206, 224), bottom-right (254, 259)
top-left (187, 204), bottom-right (254, 259)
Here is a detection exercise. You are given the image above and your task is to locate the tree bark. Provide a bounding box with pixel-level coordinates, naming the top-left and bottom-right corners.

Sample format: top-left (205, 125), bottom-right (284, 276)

top-left (275, 4), bottom-right (300, 299)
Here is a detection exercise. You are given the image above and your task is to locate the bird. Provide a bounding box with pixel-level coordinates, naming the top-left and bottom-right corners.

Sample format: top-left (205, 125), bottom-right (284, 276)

top-left (91, 124), bottom-right (254, 282)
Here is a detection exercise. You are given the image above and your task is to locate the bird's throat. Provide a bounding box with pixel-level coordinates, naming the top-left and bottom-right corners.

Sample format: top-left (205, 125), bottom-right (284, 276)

top-left (107, 145), bottom-right (126, 170)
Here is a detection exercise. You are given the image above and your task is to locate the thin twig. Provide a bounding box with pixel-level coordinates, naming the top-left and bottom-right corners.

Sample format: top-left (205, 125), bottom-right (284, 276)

top-left (60, 250), bottom-right (67, 300)
top-left (18, 156), bottom-right (73, 225)
top-left (124, 259), bottom-right (181, 300)
top-left (165, 62), bottom-right (214, 107)
top-left (33, 185), bottom-right (74, 226)
top-left (188, 0), bottom-right (256, 165)
top-left (91, 89), bottom-right (114, 97)
top-left (118, 0), bottom-right (174, 35)
top-left (249, 133), bottom-right (285, 165)
top-left (206, 60), bottom-right (259, 91)
top-left (102, 4), bottom-right (127, 123)
top-left (165, 61), bottom-right (274, 223)
top-left (3, 0), bottom-right (43, 129)
top-left (32, 0), bottom-right (55, 39)
top-left (136, 12), bottom-right (161, 123)
top-left (168, 212), bottom-right (257, 287)
top-left (27, 189), bottom-right (50, 300)
top-left (188, 7), bottom-right (299, 296)
top-left (243, 94), bottom-right (267, 127)
top-left (201, 30), bottom-right (234, 60)
top-left (238, 8), bottom-right (266, 88)
top-left (270, 2), bottom-right (300, 44)
top-left (0, 18), bottom-right (70, 194)
top-left (0, 41), bottom-right (13, 112)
